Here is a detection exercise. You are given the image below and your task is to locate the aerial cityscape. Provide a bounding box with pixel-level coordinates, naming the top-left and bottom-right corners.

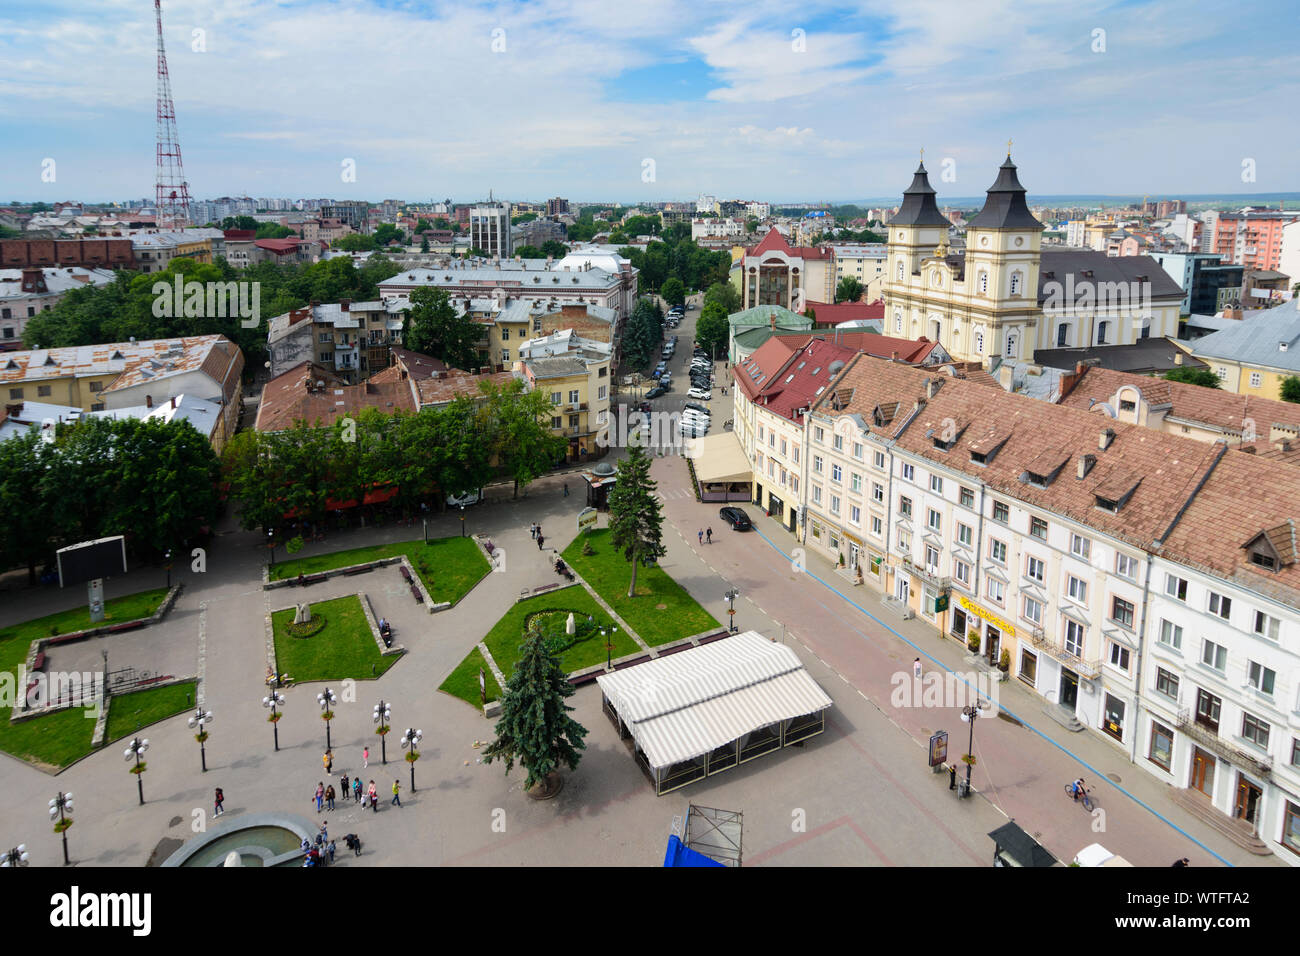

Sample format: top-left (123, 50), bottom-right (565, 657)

top-left (1, 0), bottom-right (1296, 927)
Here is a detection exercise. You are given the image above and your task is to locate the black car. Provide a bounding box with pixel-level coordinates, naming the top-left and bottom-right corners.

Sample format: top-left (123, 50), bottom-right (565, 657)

top-left (719, 507), bottom-right (751, 531)
top-left (646, 384), bottom-right (669, 399)
top-left (683, 401), bottom-right (709, 414)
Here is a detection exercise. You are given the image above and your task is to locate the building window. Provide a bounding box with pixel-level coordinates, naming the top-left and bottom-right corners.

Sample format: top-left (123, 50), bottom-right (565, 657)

top-left (872, 482), bottom-right (884, 503)
top-left (1103, 694), bottom-right (1125, 741)
top-left (992, 500), bottom-right (1009, 523)
top-left (1284, 803), bottom-right (1300, 855)
top-left (870, 515), bottom-right (883, 537)
top-left (1247, 661), bottom-right (1276, 696)
top-left (1064, 620), bottom-right (1085, 657)
top-left (598, 385), bottom-right (607, 400)
top-left (1023, 596), bottom-right (1043, 625)
top-left (1158, 619), bottom-right (1183, 650)
top-left (930, 474), bottom-right (943, 494)
top-left (1026, 555), bottom-right (1044, 583)
top-left (1009, 271), bottom-right (1022, 296)
top-left (987, 578), bottom-right (1005, 605)
top-left (902, 463), bottom-right (915, 481)
top-left (899, 496), bottom-right (912, 518)
top-left (853, 442), bottom-right (863, 460)
top-left (1149, 722), bottom-right (1174, 771)
top-left (1200, 639), bottom-right (1227, 672)
top-left (831, 464), bottom-right (842, 483)
top-left (551, 391), bottom-right (562, 404)
top-left (978, 271), bottom-right (988, 294)
top-left (988, 539), bottom-right (1006, 564)
top-left (850, 505), bottom-right (861, 525)
top-left (780, 438), bottom-right (787, 456)
top-left (1066, 575), bottom-right (1087, 604)
top-left (833, 434), bottom-right (843, 451)
top-left (1029, 516), bottom-right (1047, 540)
top-left (850, 472), bottom-right (862, 493)
top-left (1070, 534), bottom-right (1091, 560)
top-left (1155, 667), bottom-right (1179, 699)
top-left (758, 425), bottom-right (765, 442)
top-left (1207, 591), bottom-right (1231, 620)
top-left (88, 381), bottom-right (103, 393)
top-left (813, 455), bottom-right (824, 474)
top-left (1242, 713), bottom-right (1271, 749)
top-left (927, 509), bottom-right (942, 532)
top-left (793, 444), bottom-right (800, 464)
top-left (873, 451), bottom-right (886, 470)
top-left (1115, 553), bottom-right (1137, 580)
top-left (8, 388), bottom-right (21, 400)
top-left (897, 530), bottom-right (910, 553)
top-left (1250, 372), bottom-right (1262, 388)
top-left (957, 522), bottom-right (972, 547)
top-left (813, 426), bottom-right (823, 443)
top-left (1111, 596), bottom-right (1135, 629)
top-left (1165, 574), bottom-right (1188, 601)
top-left (925, 544), bottom-right (940, 568)
top-left (959, 486), bottom-right (975, 508)
top-left (953, 560), bottom-right (971, 587)
top-left (1019, 648), bottom-right (1037, 686)
top-left (37, 385), bottom-right (51, 397)
top-left (812, 485), bottom-right (822, 504)
top-left (90, 403), bottom-right (105, 412)
top-left (1254, 610), bottom-right (1280, 640)
top-left (1108, 642), bottom-right (1131, 672)
top-left (568, 390), bottom-right (580, 404)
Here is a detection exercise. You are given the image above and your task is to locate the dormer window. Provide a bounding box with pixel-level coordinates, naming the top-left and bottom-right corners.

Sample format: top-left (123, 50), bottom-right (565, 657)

top-left (1241, 522), bottom-right (1295, 572)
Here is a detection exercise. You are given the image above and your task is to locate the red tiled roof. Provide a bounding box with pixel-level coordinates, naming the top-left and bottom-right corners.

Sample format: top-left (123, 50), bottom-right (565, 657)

top-left (254, 362), bottom-right (414, 431)
top-left (734, 336), bottom-right (801, 402)
top-left (747, 226), bottom-right (833, 260)
top-left (754, 337), bottom-right (860, 422)
top-left (804, 299), bottom-right (885, 324)
top-left (255, 238), bottom-right (307, 254)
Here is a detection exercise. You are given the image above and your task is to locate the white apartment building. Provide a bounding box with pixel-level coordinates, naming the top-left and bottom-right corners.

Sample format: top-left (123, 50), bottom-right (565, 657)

top-left (468, 199), bottom-right (512, 259)
top-left (830, 243), bottom-right (887, 300)
top-left (691, 218), bottom-right (744, 241)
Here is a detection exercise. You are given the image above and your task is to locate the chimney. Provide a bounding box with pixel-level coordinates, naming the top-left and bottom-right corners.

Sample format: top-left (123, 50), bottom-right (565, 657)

top-left (770, 312), bottom-right (776, 330)
top-left (1077, 453), bottom-right (1096, 479)
top-left (340, 298), bottom-right (350, 312)
top-left (1099, 427), bottom-right (1116, 450)
top-left (1173, 352), bottom-right (1184, 366)
top-left (924, 378), bottom-right (940, 399)
top-left (1277, 439), bottom-right (1293, 453)
top-left (171, 395), bottom-right (178, 409)
top-left (891, 351), bottom-right (899, 361)
top-left (145, 395), bottom-right (153, 408)
top-left (4, 402), bottom-right (21, 418)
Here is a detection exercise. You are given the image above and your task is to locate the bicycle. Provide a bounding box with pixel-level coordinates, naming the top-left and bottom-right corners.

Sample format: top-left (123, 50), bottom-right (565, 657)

top-left (1065, 783), bottom-right (1094, 811)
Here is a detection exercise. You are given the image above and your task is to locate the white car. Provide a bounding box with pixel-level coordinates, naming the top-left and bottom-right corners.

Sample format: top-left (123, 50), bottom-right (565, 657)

top-left (446, 490), bottom-right (480, 507)
top-left (688, 388), bottom-right (712, 401)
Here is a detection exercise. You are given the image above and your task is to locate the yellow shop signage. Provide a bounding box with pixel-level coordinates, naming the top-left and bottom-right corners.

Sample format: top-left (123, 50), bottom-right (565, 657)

top-left (957, 596), bottom-right (1016, 639)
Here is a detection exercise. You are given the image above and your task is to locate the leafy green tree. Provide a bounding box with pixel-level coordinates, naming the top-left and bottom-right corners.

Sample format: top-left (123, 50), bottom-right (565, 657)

top-left (703, 281), bottom-right (740, 315)
top-left (333, 233), bottom-right (378, 252)
top-left (1281, 376), bottom-right (1300, 403)
top-left (835, 276), bottom-right (865, 303)
top-left (660, 277), bottom-right (686, 308)
top-left (414, 218), bottom-right (433, 234)
top-left (1163, 367), bottom-right (1221, 389)
top-left (420, 234), bottom-right (430, 253)
top-left (255, 223), bottom-right (293, 240)
top-left (401, 287), bottom-right (480, 370)
top-left (510, 213), bottom-right (538, 225)
top-left (372, 224), bottom-right (405, 247)
top-left (465, 246), bottom-right (488, 259)
top-left (220, 215), bottom-right (259, 231)
top-left (483, 379), bottom-right (566, 498)
top-left (221, 430), bottom-right (284, 532)
top-left (433, 218), bottom-right (451, 231)
top-left (0, 431), bottom-right (55, 583)
top-left (540, 240), bottom-right (568, 259)
top-left (696, 302), bottom-right (730, 359)
top-left (606, 444), bottom-right (667, 597)
top-left (745, 216), bottom-right (759, 234)
top-left (482, 627), bottom-right (587, 795)
top-left (514, 245), bottom-right (544, 259)
top-left (430, 396), bottom-right (494, 504)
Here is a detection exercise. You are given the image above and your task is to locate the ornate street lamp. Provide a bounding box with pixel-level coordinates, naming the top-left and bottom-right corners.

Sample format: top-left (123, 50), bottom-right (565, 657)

top-left (49, 790), bottom-right (73, 865)
top-left (317, 689), bottom-right (337, 751)
top-left (188, 707), bottom-right (214, 772)
top-left (373, 700), bottom-right (392, 764)
top-left (124, 738), bottom-right (149, 805)
top-left (959, 704), bottom-right (985, 799)
top-left (263, 690), bottom-right (285, 752)
top-left (724, 588), bottom-right (740, 633)
top-left (400, 727), bottom-right (423, 793)
top-left (2, 844), bottom-right (30, 868)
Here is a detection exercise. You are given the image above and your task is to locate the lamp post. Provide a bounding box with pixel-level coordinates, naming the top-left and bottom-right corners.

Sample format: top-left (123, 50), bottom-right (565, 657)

top-left (373, 699), bottom-right (391, 764)
top-left (459, 503), bottom-right (466, 537)
top-left (124, 737), bottom-right (149, 805)
top-left (48, 790), bottom-right (73, 865)
top-left (187, 707), bottom-right (214, 772)
top-left (317, 688), bottom-right (336, 751)
top-left (263, 690), bottom-right (285, 752)
top-left (2, 844), bottom-right (29, 868)
top-left (724, 588), bottom-right (740, 633)
top-left (959, 704), bottom-right (983, 799)
top-left (267, 529), bottom-right (276, 568)
top-left (423, 517), bottom-right (429, 545)
top-left (602, 624), bottom-right (618, 670)
top-left (164, 549), bottom-right (172, 589)
top-left (400, 727), bottom-right (423, 793)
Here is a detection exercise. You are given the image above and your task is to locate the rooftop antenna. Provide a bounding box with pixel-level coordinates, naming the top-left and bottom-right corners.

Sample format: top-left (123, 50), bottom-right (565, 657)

top-left (153, 0), bottom-right (191, 231)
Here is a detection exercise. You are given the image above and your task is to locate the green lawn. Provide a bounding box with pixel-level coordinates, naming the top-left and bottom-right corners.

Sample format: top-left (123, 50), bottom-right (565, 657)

top-left (105, 680), bottom-right (198, 744)
top-left (482, 586), bottom-right (638, 679)
top-left (438, 647), bottom-right (502, 709)
top-left (0, 587), bottom-right (170, 769)
top-left (562, 530), bottom-right (719, 646)
top-left (271, 595), bottom-right (400, 683)
top-left (269, 537), bottom-right (490, 607)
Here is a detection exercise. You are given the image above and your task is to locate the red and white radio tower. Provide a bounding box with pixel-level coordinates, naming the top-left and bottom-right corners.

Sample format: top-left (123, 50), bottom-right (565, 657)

top-left (154, 0), bottom-right (191, 231)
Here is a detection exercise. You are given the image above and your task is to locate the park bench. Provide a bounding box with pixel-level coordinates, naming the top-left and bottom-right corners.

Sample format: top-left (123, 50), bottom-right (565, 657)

top-left (342, 564), bottom-right (374, 576)
top-left (297, 573), bottom-right (327, 586)
top-left (483, 540), bottom-right (496, 555)
top-left (399, 565), bottom-right (413, 584)
top-left (531, 583), bottom-right (561, 596)
top-left (31, 651), bottom-right (46, 671)
top-left (107, 620), bottom-right (146, 634)
top-left (410, 583), bottom-right (423, 603)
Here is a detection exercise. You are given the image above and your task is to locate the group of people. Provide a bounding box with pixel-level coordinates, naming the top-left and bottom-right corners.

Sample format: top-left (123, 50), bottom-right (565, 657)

top-left (531, 523), bottom-right (546, 550)
top-left (697, 527), bottom-right (713, 545)
top-left (302, 823), bottom-right (337, 867)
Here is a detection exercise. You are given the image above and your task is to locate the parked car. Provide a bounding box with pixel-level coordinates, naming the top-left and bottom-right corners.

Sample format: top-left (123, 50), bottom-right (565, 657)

top-left (688, 388), bottom-right (713, 400)
top-left (680, 410), bottom-right (710, 425)
top-left (683, 401), bottom-right (709, 414)
top-left (719, 506), bottom-right (752, 531)
top-left (447, 490), bottom-right (480, 507)
top-left (646, 384), bottom-right (668, 399)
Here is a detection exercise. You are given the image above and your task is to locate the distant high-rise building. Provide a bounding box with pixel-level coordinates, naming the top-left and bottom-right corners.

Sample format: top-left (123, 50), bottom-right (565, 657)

top-left (546, 197), bottom-right (570, 217)
top-left (1208, 211), bottom-right (1298, 272)
top-left (320, 201), bottom-right (368, 231)
top-left (469, 197), bottom-right (512, 258)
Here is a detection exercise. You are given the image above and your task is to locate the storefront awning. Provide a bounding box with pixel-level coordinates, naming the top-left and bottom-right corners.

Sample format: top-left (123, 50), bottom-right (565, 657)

top-left (692, 432), bottom-right (753, 485)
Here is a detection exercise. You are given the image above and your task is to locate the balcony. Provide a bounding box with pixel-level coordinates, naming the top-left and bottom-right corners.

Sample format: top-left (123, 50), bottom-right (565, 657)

top-left (1176, 709), bottom-right (1272, 778)
top-left (899, 556), bottom-right (949, 590)
top-left (1029, 628), bottom-right (1101, 679)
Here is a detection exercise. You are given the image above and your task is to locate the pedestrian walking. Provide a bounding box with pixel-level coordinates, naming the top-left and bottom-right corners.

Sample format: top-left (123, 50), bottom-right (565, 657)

top-left (327, 840), bottom-right (336, 863)
top-left (530, 522), bottom-right (537, 539)
top-left (325, 785), bottom-right (336, 811)
top-left (363, 746), bottom-right (369, 769)
top-left (563, 482), bottom-right (569, 497)
top-left (392, 779), bottom-right (402, 807)
top-left (706, 527), bottom-right (713, 544)
top-left (319, 820), bottom-right (329, 843)
top-left (537, 534), bottom-right (545, 550)
top-left (353, 777), bottom-right (363, 803)
top-left (698, 529), bottom-right (703, 545)
top-left (345, 833), bottom-right (362, 856)
top-left (213, 787), bottom-right (224, 817)
top-left (340, 773), bottom-right (349, 799)
top-left (913, 657), bottom-right (922, 680)
top-left (315, 782), bottom-right (324, 813)
top-left (323, 749), bottom-right (333, 774)
top-left (367, 780), bottom-right (378, 812)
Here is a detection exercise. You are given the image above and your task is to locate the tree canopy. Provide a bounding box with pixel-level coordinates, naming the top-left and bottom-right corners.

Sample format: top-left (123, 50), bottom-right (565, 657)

top-left (401, 286), bottom-right (480, 371)
top-left (1162, 367), bottom-right (1221, 389)
top-left (606, 444), bottom-right (667, 597)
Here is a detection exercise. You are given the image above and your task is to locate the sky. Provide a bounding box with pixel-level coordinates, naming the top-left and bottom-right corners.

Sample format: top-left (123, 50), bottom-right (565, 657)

top-left (1, 0), bottom-right (1297, 204)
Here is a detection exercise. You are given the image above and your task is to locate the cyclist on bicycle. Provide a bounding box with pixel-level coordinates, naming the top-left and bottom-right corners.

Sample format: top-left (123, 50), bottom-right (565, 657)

top-left (1071, 777), bottom-right (1086, 801)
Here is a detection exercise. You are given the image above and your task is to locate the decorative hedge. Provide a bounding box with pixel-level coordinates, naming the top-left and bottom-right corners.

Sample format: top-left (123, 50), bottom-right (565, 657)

top-left (286, 615), bottom-right (327, 639)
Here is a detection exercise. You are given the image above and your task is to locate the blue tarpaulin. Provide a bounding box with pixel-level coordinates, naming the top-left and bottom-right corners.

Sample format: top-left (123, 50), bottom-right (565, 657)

top-left (663, 835), bottom-right (725, 867)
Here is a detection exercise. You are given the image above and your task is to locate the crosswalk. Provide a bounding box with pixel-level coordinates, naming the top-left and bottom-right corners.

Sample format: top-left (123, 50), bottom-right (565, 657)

top-left (656, 487), bottom-right (696, 501)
